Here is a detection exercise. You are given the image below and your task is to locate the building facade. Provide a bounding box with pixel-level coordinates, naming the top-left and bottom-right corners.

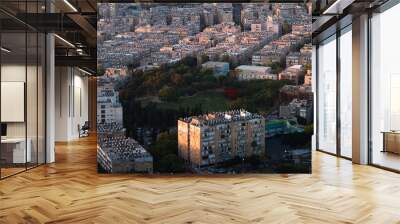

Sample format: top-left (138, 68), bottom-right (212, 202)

top-left (97, 78), bottom-right (123, 124)
top-left (202, 61), bottom-right (230, 77)
top-left (278, 64), bottom-right (303, 84)
top-left (178, 110), bottom-right (265, 167)
top-left (97, 123), bottom-right (153, 173)
top-left (235, 65), bottom-right (275, 80)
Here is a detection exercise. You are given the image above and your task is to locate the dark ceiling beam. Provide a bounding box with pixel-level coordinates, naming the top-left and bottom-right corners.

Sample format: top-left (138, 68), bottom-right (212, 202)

top-left (13, 13), bottom-right (83, 32)
top-left (66, 13), bottom-right (96, 47)
top-left (312, 0), bottom-right (386, 43)
top-left (312, 15), bottom-right (335, 34)
top-left (55, 47), bottom-right (96, 56)
top-left (55, 55), bottom-right (96, 71)
top-left (0, 8), bottom-right (38, 31)
top-left (97, 0), bottom-right (307, 2)
top-left (86, 0), bottom-right (97, 12)
top-left (9, 12), bottom-right (96, 48)
top-left (320, 0), bottom-right (356, 15)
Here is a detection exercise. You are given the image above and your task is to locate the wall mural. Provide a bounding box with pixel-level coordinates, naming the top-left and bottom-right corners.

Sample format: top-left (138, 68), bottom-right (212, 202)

top-left (97, 3), bottom-right (313, 174)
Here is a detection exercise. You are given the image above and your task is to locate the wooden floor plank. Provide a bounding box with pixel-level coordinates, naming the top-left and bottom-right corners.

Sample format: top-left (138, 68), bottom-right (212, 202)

top-left (0, 136), bottom-right (399, 224)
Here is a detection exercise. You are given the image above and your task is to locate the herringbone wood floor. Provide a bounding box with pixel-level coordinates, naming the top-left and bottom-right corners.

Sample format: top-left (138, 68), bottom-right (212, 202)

top-left (1, 136), bottom-right (400, 224)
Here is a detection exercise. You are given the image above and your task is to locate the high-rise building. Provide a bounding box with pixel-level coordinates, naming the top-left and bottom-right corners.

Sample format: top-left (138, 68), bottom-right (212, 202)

top-left (266, 15), bottom-right (282, 35)
top-left (97, 78), bottom-right (123, 125)
top-left (217, 4), bottom-right (234, 23)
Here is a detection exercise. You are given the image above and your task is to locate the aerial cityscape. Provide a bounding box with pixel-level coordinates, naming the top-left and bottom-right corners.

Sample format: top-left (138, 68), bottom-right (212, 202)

top-left (97, 3), bottom-right (313, 174)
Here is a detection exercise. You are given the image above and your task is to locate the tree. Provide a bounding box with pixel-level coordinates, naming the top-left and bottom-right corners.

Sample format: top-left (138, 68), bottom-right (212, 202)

top-left (127, 61), bottom-right (140, 71)
top-left (290, 43), bottom-right (303, 52)
top-left (158, 86), bottom-right (178, 102)
top-left (282, 21), bottom-right (291, 34)
top-left (304, 63), bottom-right (311, 71)
top-left (200, 68), bottom-right (214, 77)
top-left (158, 154), bottom-right (185, 173)
top-left (150, 132), bottom-right (186, 173)
top-left (199, 54), bottom-right (209, 64)
top-left (282, 132), bottom-right (311, 148)
top-left (304, 124), bottom-right (313, 136)
top-left (269, 62), bottom-right (284, 74)
top-left (181, 56), bottom-right (197, 68)
top-left (247, 155), bottom-right (261, 168)
top-left (221, 54), bottom-right (235, 68)
top-left (97, 64), bottom-right (105, 76)
top-left (171, 73), bottom-right (184, 86)
top-left (251, 140), bottom-right (258, 148)
top-left (176, 64), bottom-right (189, 74)
top-left (297, 70), bottom-right (306, 85)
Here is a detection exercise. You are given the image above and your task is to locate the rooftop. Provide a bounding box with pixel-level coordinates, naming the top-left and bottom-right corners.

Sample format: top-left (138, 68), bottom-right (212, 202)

top-left (288, 64), bottom-right (303, 70)
top-left (235, 65), bottom-right (271, 73)
top-left (98, 136), bottom-right (153, 162)
top-left (180, 109), bottom-right (264, 127)
top-left (202, 61), bottom-right (229, 66)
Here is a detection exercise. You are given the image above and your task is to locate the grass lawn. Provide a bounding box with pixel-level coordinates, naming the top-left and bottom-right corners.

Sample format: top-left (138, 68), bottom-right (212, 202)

top-left (153, 90), bottom-right (229, 112)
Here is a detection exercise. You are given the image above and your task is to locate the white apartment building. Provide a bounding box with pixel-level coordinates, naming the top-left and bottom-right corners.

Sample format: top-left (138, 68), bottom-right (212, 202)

top-left (235, 65), bottom-right (275, 80)
top-left (97, 78), bottom-right (123, 124)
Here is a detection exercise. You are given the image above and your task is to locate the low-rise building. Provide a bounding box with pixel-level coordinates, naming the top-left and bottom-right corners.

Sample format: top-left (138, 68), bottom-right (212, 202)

top-left (300, 43), bottom-right (312, 65)
top-left (105, 67), bottom-right (128, 76)
top-left (97, 123), bottom-right (153, 173)
top-left (252, 51), bottom-right (285, 65)
top-left (235, 65), bottom-right (274, 80)
top-left (279, 64), bottom-right (303, 84)
top-left (202, 61), bottom-right (230, 76)
top-left (279, 84), bottom-right (313, 100)
top-left (97, 136), bottom-right (153, 173)
top-left (251, 23), bottom-right (263, 32)
top-left (286, 52), bottom-right (301, 67)
top-left (304, 70), bottom-right (312, 86)
top-left (265, 119), bottom-right (303, 138)
top-left (279, 98), bottom-right (313, 122)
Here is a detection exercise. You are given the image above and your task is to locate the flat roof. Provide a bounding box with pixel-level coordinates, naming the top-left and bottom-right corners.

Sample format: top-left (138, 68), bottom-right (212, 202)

top-left (202, 61), bottom-right (229, 66)
top-left (288, 64), bottom-right (303, 70)
top-left (235, 65), bottom-right (271, 72)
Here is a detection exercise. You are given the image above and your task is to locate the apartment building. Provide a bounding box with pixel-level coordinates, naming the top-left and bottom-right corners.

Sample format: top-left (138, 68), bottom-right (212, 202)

top-left (235, 65), bottom-right (275, 80)
top-left (252, 51), bottom-right (284, 65)
top-left (266, 15), bottom-right (282, 35)
top-left (286, 52), bottom-right (301, 67)
top-left (279, 98), bottom-right (313, 122)
top-left (304, 70), bottom-right (312, 85)
top-left (279, 64), bottom-right (303, 84)
top-left (178, 110), bottom-right (265, 167)
top-left (97, 123), bottom-right (153, 173)
top-left (97, 78), bottom-right (123, 124)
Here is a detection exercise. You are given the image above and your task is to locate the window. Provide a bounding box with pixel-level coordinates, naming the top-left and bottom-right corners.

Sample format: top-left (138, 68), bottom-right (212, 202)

top-left (0, 2), bottom-right (47, 179)
top-left (317, 35), bottom-right (337, 154)
top-left (339, 26), bottom-right (352, 158)
top-left (316, 24), bottom-right (353, 159)
top-left (370, 4), bottom-right (400, 171)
